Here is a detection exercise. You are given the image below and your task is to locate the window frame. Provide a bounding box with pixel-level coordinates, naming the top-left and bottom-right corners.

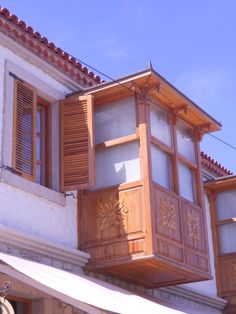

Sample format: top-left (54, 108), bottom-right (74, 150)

top-left (12, 80), bottom-right (52, 188)
top-left (93, 94), bottom-right (202, 204)
top-left (148, 100), bottom-right (201, 205)
top-left (94, 96), bottom-right (141, 190)
top-left (36, 97), bottom-right (51, 188)
top-left (175, 117), bottom-right (199, 204)
top-left (215, 191), bottom-right (236, 256)
top-left (149, 102), bottom-right (174, 191)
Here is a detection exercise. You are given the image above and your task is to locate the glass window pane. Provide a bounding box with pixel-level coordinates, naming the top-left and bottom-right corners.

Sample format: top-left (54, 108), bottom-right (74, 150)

top-left (96, 141), bottom-right (140, 188)
top-left (150, 104), bottom-right (171, 146)
top-left (219, 223), bottom-right (236, 254)
top-left (178, 161), bottom-right (195, 202)
top-left (176, 121), bottom-right (196, 162)
top-left (95, 97), bottom-right (136, 144)
top-left (36, 164), bottom-right (41, 184)
top-left (37, 110), bottom-right (41, 133)
top-left (36, 135), bottom-right (41, 161)
top-left (151, 145), bottom-right (172, 189)
top-left (217, 189), bottom-right (236, 220)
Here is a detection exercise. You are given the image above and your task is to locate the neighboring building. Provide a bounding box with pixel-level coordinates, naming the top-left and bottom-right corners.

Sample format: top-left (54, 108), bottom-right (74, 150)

top-left (0, 6), bottom-right (233, 314)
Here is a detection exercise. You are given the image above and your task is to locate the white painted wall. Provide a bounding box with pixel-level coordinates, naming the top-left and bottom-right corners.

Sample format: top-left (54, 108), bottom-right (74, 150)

top-left (0, 39), bottom-right (81, 248)
top-left (179, 193), bottom-right (218, 297)
top-left (0, 183), bottom-right (77, 247)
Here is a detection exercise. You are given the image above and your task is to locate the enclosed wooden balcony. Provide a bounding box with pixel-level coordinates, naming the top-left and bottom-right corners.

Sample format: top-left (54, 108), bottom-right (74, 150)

top-left (205, 176), bottom-right (236, 313)
top-left (74, 69), bottom-right (220, 287)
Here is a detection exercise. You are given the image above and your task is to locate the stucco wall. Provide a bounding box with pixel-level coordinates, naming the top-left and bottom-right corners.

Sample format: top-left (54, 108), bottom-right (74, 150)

top-left (0, 182), bottom-right (77, 247)
top-left (0, 40), bottom-right (80, 248)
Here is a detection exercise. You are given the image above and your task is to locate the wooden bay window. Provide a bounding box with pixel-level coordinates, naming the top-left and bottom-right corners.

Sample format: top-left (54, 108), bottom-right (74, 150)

top-left (75, 70), bottom-right (218, 287)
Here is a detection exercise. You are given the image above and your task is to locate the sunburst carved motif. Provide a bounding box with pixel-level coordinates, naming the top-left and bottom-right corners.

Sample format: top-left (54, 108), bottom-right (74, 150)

top-left (96, 198), bottom-right (128, 232)
top-left (186, 211), bottom-right (200, 242)
top-left (159, 198), bottom-right (176, 232)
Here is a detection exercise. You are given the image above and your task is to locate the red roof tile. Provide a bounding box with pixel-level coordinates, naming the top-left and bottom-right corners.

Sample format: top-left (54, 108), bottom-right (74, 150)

top-left (0, 7), bottom-right (102, 86)
top-left (201, 152), bottom-right (233, 177)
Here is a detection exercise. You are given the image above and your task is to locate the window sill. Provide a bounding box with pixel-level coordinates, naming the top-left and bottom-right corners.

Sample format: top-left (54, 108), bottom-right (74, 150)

top-left (0, 170), bottom-right (66, 206)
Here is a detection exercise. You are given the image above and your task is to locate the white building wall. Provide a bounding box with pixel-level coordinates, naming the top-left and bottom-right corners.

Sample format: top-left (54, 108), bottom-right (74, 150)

top-left (0, 182), bottom-right (77, 247)
top-left (0, 40), bottom-right (81, 248)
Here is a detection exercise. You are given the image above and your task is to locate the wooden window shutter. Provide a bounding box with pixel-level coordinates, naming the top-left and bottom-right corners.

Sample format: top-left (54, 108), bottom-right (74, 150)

top-left (60, 95), bottom-right (95, 191)
top-left (13, 80), bottom-right (37, 181)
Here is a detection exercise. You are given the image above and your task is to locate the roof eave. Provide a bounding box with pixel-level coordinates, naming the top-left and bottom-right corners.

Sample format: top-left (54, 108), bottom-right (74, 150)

top-left (204, 175), bottom-right (236, 191)
top-left (67, 68), bottom-right (221, 133)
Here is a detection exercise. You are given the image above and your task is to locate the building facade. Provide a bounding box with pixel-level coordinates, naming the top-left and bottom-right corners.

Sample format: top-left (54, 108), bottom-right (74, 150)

top-left (0, 6), bottom-right (233, 314)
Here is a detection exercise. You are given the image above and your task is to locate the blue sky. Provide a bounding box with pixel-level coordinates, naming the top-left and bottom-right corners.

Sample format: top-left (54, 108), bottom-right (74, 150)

top-left (1, 0), bottom-right (236, 172)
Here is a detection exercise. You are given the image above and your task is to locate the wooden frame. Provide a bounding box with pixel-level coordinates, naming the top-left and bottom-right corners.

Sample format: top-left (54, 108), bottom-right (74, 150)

top-left (36, 97), bottom-right (52, 188)
top-left (12, 80), bottom-right (37, 182)
top-left (148, 100), bottom-right (200, 206)
top-left (12, 80), bottom-right (52, 188)
top-left (78, 89), bottom-right (211, 287)
top-left (93, 95), bottom-right (140, 189)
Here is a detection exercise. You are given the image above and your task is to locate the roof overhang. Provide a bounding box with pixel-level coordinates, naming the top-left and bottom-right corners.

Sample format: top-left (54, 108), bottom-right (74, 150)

top-left (204, 175), bottom-right (236, 192)
top-left (69, 69), bottom-right (221, 134)
top-left (0, 252), bottom-right (185, 314)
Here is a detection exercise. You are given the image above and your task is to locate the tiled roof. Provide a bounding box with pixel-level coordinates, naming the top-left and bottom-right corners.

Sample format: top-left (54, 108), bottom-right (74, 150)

top-left (0, 7), bottom-right (102, 87)
top-left (201, 152), bottom-right (233, 177)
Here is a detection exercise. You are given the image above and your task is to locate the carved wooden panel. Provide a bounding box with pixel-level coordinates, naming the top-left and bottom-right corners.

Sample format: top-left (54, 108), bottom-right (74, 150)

top-left (154, 187), bottom-right (184, 263)
top-left (80, 184), bottom-right (210, 287)
top-left (181, 201), bottom-right (209, 272)
top-left (154, 187), bottom-right (181, 242)
top-left (182, 202), bottom-right (206, 253)
top-left (82, 186), bottom-right (145, 262)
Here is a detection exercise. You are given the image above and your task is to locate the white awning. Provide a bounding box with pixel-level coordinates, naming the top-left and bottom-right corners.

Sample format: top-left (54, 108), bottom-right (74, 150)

top-left (0, 252), bottom-right (185, 314)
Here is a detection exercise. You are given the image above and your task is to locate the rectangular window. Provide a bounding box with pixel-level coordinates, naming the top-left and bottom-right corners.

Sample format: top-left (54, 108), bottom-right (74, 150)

top-left (151, 145), bottom-right (172, 190)
top-left (215, 189), bottom-right (236, 255)
top-left (96, 141), bottom-right (140, 188)
top-left (94, 96), bottom-right (136, 144)
top-left (216, 190), bottom-right (236, 220)
top-left (149, 101), bottom-right (199, 204)
top-left (149, 103), bottom-right (173, 191)
top-left (150, 103), bottom-right (172, 146)
top-left (176, 120), bottom-right (195, 163)
top-left (13, 80), bottom-right (51, 187)
top-left (94, 96), bottom-right (138, 190)
top-left (178, 161), bottom-right (195, 202)
top-left (218, 223), bottom-right (236, 254)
